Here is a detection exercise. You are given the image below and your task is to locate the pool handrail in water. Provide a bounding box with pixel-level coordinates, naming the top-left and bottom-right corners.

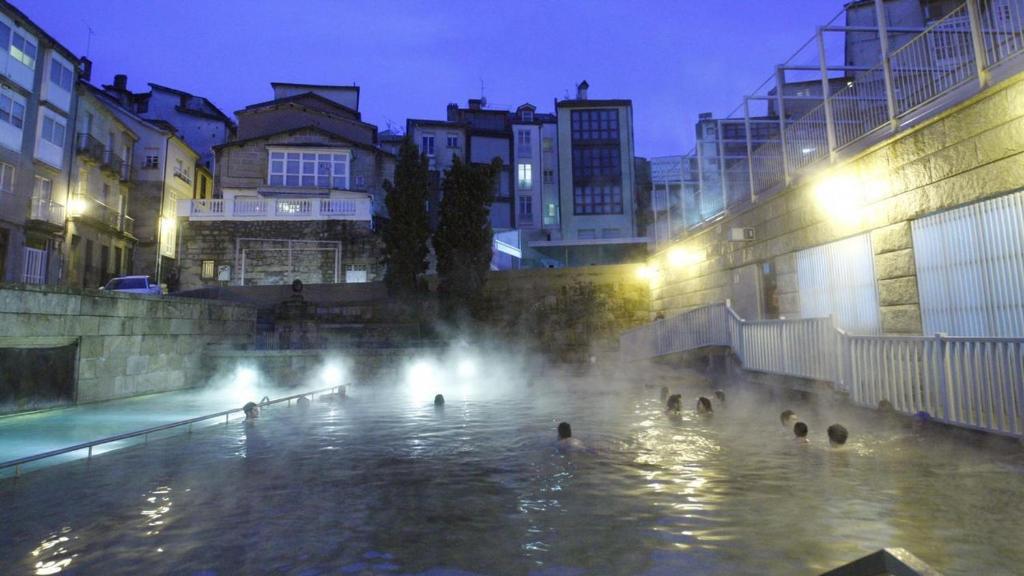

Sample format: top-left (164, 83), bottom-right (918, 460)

top-left (0, 385), bottom-right (343, 478)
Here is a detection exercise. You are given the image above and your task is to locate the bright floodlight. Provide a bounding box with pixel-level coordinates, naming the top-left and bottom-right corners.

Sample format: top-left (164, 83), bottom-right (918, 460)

top-left (457, 358), bottom-right (477, 379)
top-left (406, 359), bottom-right (438, 399)
top-left (236, 367), bottom-right (258, 387)
top-left (320, 363), bottom-right (343, 387)
top-left (228, 366), bottom-right (259, 403)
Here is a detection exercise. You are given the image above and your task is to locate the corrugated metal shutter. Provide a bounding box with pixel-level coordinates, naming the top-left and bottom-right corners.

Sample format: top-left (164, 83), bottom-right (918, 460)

top-left (912, 190), bottom-right (1024, 337)
top-left (796, 233), bottom-right (881, 334)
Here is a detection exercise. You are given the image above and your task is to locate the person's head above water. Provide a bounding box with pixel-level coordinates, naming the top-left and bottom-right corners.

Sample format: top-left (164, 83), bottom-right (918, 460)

top-left (296, 395), bottom-right (310, 410)
top-left (558, 422), bottom-right (572, 439)
top-left (793, 421), bottom-right (808, 438)
top-left (666, 394), bottom-right (682, 412)
top-left (243, 401), bottom-right (260, 419)
top-left (434, 394), bottom-right (445, 406)
top-left (714, 390), bottom-right (725, 403)
top-left (780, 410), bottom-right (797, 426)
top-left (827, 424), bottom-right (849, 447)
top-left (696, 397), bottom-right (713, 414)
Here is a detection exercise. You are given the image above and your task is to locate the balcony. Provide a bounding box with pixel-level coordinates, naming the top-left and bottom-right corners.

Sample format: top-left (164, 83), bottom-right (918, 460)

top-left (178, 196), bottom-right (373, 222)
top-left (75, 133), bottom-right (104, 163)
top-left (29, 196), bottom-right (66, 228)
top-left (173, 167), bottom-right (192, 185)
top-left (69, 194), bottom-right (132, 234)
top-left (102, 150), bottom-right (124, 177)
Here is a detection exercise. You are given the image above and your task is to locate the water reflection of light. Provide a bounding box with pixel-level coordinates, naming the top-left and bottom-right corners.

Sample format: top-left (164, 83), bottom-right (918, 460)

top-left (31, 526), bottom-right (77, 575)
top-left (141, 485), bottom-right (173, 536)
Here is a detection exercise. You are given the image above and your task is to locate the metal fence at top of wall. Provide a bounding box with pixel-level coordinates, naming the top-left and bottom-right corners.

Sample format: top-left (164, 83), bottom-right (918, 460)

top-left (620, 302), bottom-right (1024, 438)
top-left (666, 0), bottom-right (1024, 248)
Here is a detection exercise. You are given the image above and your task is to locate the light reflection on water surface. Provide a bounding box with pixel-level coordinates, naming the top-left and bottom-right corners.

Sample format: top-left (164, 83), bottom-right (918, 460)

top-left (1, 369), bottom-right (1023, 575)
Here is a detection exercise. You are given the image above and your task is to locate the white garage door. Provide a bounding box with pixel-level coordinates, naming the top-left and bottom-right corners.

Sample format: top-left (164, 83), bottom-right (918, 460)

top-left (796, 233), bottom-right (880, 334)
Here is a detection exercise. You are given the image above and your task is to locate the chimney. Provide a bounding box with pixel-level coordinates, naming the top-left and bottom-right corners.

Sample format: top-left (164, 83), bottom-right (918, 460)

top-left (468, 98), bottom-right (482, 110)
top-left (79, 57), bottom-right (92, 81)
top-left (446, 102), bottom-right (459, 121)
top-left (576, 80), bottom-right (589, 100)
top-left (114, 74), bottom-right (127, 90)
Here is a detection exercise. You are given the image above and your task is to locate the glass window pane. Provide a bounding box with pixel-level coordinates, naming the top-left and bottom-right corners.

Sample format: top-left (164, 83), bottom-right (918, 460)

top-left (286, 174), bottom-right (299, 186)
top-left (269, 175), bottom-right (284, 186)
top-left (271, 160), bottom-right (283, 172)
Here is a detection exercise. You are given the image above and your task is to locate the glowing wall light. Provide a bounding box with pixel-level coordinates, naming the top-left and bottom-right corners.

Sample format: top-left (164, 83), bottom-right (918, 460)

top-left (813, 172), bottom-right (865, 223)
top-left (319, 362), bottom-right (344, 387)
top-left (68, 196), bottom-right (87, 217)
top-left (667, 246), bottom-right (703, 268)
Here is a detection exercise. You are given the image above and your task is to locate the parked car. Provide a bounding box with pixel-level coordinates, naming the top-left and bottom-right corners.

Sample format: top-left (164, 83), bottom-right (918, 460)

top-left (100, 276), bottom-right (163, 295)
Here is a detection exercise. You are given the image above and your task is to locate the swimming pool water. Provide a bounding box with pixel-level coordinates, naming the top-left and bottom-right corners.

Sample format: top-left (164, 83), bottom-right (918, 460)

top-left (1, 367), bottom-right (1022, 575)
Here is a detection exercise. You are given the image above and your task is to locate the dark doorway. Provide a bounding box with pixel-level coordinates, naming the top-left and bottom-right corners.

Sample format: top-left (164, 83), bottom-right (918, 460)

top-left (100, 245), bottom-right (110, 285)
top-left (0, 227), bottom-right (8, 281)
top-left (84, 239), bottom-right (94, 288)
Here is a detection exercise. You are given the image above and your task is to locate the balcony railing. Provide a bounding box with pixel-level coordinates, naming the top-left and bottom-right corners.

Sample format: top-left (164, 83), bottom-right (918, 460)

top-left (29, 196), bottom-right (65, 226)
top-left (173, 168), bottom-right (192, 185)
top-left (662, 0), bottom-right (1024, 248)
top-left (179, 196), bottom-right (373, 222)
top-left (70, 194), bottom-right (132, 234)
top-left (75, 133), bottom-right (104, 162)
top-left (102, 150), bottom-right (124, 177)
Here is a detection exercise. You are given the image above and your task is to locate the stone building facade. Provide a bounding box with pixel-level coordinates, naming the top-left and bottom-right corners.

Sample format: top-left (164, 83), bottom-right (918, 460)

top-left (176, 83), bottom-right (394, 291)
top-left (650, 71), bottom-right (1024, 335)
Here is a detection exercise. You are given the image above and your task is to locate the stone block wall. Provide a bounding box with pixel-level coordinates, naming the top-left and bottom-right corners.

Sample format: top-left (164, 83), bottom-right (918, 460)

top-left (177, 219), bottom-right (382, 290)
top-left (0, 284), bottom-right (256, 405)
top-left (652, 71), bottom-right (1024, 334)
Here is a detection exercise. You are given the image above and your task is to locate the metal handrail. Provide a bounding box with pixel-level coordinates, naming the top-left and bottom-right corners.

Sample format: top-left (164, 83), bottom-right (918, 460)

top-left (0, 385), bottom-right (343, 477)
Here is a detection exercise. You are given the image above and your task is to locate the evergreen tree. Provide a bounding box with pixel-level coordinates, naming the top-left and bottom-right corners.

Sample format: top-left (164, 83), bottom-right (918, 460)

top-left (433, 155), bottom-right (502, 317)
top-left (382, 138), bottom-right (431, 294)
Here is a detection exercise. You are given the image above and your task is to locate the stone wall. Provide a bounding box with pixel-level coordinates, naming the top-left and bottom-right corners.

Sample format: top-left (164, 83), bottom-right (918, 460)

top-left (652, 71), bottom-right (1024, 334)
top-left (177, 219), bottom-right (382, 290)
top-left (481, 264), bottom-right (651, 358)
top-left (0, 284), bottom-right (256, 406)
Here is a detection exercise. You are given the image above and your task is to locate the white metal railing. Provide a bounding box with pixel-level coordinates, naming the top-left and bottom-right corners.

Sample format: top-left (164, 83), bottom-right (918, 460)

top-left (30, 197), bottom-right (65, 226)
top-left (620, 302), bottom-right (1024, 438)
top-left (679, 0), bottom-right (1024, 232)
top-left (21, 247), bottom-right (47, 285)
top-left (0, 386), bottom-right (344, 478)
top-left (179, 196), bottom-right (370, 221)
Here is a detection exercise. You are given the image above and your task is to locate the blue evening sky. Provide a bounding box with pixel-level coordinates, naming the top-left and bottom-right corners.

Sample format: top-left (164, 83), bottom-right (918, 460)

top-left (23, 0), bottom-right (845, 158)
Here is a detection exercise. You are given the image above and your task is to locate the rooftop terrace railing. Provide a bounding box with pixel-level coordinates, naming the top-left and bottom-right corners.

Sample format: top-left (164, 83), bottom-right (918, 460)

top-left (660, 0), bottom-right (1024, 249)
top-left (621, 302), bottom-right (1024, 439)
top-left (0, 385), bottom-right (343, 478)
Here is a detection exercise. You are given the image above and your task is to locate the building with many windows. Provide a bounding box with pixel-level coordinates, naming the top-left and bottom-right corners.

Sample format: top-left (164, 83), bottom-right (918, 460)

top-left (0, 1), bottom-right (81, 285)
top-left (64, 82), bottom-right (138, 289)
top-left (175, 83), bottom-right (395, 289)
top-left (102, 75), bottom-right (235, 172)
top-left (527, 81), bottom-right (646, 267)
top-left (406, 118), bottom-right (467, 229)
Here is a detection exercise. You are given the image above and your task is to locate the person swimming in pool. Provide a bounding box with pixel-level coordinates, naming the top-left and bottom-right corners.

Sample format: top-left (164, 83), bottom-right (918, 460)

top-left (243, 401), bottom-right (260, 420)
top-left (666, 394), bottom-right (682, 414)
top-left (296, 395), bottom-right (311, 410)
top-left (557, 421), bottom-right (584, 450)
top-left (434, 394), bottom-right (445, 406)
top-left (793, 421), bottom-right (809, 442)
top-left (780, 410), bottom-right (798, 427)
top-left (696, 396), bottom-right (713, 415)
top-left (827, 424), bottom-right (849, 447)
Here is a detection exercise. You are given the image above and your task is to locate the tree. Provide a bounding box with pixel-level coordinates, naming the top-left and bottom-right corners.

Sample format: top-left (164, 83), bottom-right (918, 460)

top-left (433, 155), bottom-right (502, 318)
top-left (381, 138), bottom-right (431, 294)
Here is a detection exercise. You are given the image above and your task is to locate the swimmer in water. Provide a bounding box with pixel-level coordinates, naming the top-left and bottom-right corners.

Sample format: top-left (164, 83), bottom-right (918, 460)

top-left (714, 390), bottom-right (725, 405)
top-left (434, 394), bottom-right (445, 406)
top-left (557, 421), bottom-right (584, 449)
top-left (793, 421), bottom-right (809, 442)
top-left (660, 386), bottom-right (670, 402)
top-left (696, 396), bottom-right (713, 415)
top-left (666, 394), bottom-right (682, 413)
top-left (243, 401), bottom-right (260, 420)
top-left (296, 395), bottom-right (310, 410)
top-left (780, 410), bottom-right (798, 427)
top-left (827, 424), bottom-right (849, 447)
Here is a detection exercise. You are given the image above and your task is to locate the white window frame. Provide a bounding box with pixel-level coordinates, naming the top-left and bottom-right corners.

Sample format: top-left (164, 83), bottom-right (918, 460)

top-left (0, 161), bottom-right (14, 193)
top-left (518, 195), bottom-right (532, 216)
top-left (144, 154), bottom-right (160, 169)
top-left (49, 56), bottom-right (73, 91)
top-left (421, 134), bottom-right (435, 157)
top-left (41, 114), bottom-right (66, 147)
top-left (0, 91), bottom-right (25, 128)
top-left (267, 147), bottom-right (351, 189)
top-left (446, 133), bottom-right (459, 148)
top-left (517, 163), bottom-right (532, 190)
top-left (201, 260), bottom-right (215, 279)
top-left (10, 30), bottom-right (37, 69)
